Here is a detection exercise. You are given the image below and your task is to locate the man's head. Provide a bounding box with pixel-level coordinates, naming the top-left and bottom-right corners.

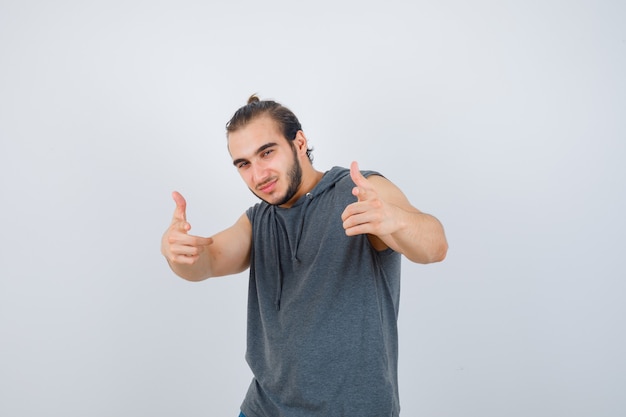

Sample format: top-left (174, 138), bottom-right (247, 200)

top-left (226, 95), bottom-right (313, 162)
top-left (226, 95), bottom-right (314, 207)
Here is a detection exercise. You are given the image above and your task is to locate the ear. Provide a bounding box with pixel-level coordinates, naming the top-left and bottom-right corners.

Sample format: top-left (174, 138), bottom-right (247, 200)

top-left (293, 130), bottom-right (309, 157)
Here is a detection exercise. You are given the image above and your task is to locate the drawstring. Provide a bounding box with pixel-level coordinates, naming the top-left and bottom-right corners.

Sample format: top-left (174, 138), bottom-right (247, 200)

top-left (271, 206), bottom-right (283, 310)
top-left (291, 193), bottom-right (313, 263)
top-left (273, 192), bottom-right (315, 311)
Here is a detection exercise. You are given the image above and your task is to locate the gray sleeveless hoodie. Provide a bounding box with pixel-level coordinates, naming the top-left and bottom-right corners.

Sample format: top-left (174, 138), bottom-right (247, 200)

top-left (241, 166), bottom-right (401, 417)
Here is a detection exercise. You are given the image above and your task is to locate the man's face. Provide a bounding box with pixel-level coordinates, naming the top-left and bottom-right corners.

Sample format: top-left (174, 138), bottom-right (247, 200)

top-left (228, 115), bottom-right (303, 207)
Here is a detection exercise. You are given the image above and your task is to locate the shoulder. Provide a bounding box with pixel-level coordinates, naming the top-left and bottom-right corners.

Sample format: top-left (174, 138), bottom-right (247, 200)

top-left (327, 166), bottom-right (383, 185)
top-left (246, 201), bottom-right (270, 222)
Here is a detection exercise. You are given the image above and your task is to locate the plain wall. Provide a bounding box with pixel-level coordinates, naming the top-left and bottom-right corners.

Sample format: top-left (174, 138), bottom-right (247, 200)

top-left (1, 0), bottom-right (624, 416)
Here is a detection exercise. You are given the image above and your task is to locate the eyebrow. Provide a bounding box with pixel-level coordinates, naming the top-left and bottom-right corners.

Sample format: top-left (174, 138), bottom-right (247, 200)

top-left (232, 142), bottom-right (278, 167)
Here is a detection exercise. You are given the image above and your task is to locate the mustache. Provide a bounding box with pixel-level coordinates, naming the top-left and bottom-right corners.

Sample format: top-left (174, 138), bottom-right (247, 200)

top-left (256, 177), bottom-right (277, 191)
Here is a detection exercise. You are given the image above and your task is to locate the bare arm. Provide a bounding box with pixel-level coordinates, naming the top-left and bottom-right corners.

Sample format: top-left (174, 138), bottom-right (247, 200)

top-left (160, 191), bottom-right (251, 281)
top-left (341, 162), bottom-right (448, 264)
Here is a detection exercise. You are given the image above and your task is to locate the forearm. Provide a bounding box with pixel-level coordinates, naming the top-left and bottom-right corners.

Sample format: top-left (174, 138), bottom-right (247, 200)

top-left (381, 206), bottom-right (448, 264)
top-left (166, 252), bottom-right (213, 282)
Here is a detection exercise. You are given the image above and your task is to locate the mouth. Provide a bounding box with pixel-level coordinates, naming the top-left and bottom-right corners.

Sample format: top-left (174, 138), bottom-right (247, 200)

top-left (257, 178), bottom-right (277, 194)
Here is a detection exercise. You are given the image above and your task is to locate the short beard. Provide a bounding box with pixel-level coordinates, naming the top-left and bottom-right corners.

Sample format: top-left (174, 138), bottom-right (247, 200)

top-left (254, 143), bottom-right (303, 207)
top-left (275, 153), bottom-right (302, 206)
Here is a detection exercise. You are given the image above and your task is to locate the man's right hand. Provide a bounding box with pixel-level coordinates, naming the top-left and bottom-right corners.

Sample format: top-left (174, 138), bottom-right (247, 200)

top-left (161, 191), bottom-right (213, 266)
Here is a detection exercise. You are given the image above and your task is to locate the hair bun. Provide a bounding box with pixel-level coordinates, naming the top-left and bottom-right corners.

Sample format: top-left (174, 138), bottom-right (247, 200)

top-left (247, 94), bottom-right (260, 104)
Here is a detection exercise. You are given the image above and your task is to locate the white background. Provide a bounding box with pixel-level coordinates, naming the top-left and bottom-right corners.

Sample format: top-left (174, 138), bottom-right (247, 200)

top-left (1, 1), bottom-right (624, 416)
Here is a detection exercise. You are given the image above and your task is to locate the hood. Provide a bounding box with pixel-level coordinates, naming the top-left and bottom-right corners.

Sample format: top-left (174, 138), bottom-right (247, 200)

top-left (271, 166), bottom-right (350, 310)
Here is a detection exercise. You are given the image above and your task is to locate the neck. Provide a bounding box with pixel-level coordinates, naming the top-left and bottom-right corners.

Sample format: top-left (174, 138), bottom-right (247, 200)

top-left (300, 164), bottom-right (324, 194)
top-left (279, 162), bottom-right (323, 208)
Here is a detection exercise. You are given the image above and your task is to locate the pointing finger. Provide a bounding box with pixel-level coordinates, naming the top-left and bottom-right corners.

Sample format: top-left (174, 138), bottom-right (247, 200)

top-left (196, 236), bottom-right (214, 247)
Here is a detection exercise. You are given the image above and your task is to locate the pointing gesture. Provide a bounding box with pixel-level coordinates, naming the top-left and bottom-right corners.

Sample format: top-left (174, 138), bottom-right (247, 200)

top-left (341, 161), bottom-right (395, 238)
top-left (161, 191), bottom-right (213, 265)
top-left (342, 161), bottom-right (448, 263)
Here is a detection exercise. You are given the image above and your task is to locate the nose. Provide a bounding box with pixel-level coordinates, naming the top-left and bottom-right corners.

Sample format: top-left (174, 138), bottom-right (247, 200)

top-left (251, 162), bottom-right (269, 185)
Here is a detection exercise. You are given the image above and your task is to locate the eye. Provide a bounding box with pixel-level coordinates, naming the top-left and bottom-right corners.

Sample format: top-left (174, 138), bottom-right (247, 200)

top-left (237, 161), bottom-right (249, 169)
top-left (262, 149), bottom-right (273, 158)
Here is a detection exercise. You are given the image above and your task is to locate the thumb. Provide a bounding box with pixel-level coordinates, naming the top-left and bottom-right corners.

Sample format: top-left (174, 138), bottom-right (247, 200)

top-left (350, 161), bottom-right (368, 187)
top-left (349, 161), bottom-right (370, 201)
top-left (171, 191), bottom-right (187, 221)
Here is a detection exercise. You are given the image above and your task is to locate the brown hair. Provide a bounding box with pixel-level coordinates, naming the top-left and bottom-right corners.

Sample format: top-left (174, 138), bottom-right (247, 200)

top-left (226, 94), bottom-right (313, 162)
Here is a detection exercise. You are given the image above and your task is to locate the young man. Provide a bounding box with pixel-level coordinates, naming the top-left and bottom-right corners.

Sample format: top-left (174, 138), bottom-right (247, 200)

top-left (161, 96), bottom-right (448, 417)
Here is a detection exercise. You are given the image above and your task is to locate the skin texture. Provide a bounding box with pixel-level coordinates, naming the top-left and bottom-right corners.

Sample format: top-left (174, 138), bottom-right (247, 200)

top-left (161, 115), bottom-right (448, 281)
